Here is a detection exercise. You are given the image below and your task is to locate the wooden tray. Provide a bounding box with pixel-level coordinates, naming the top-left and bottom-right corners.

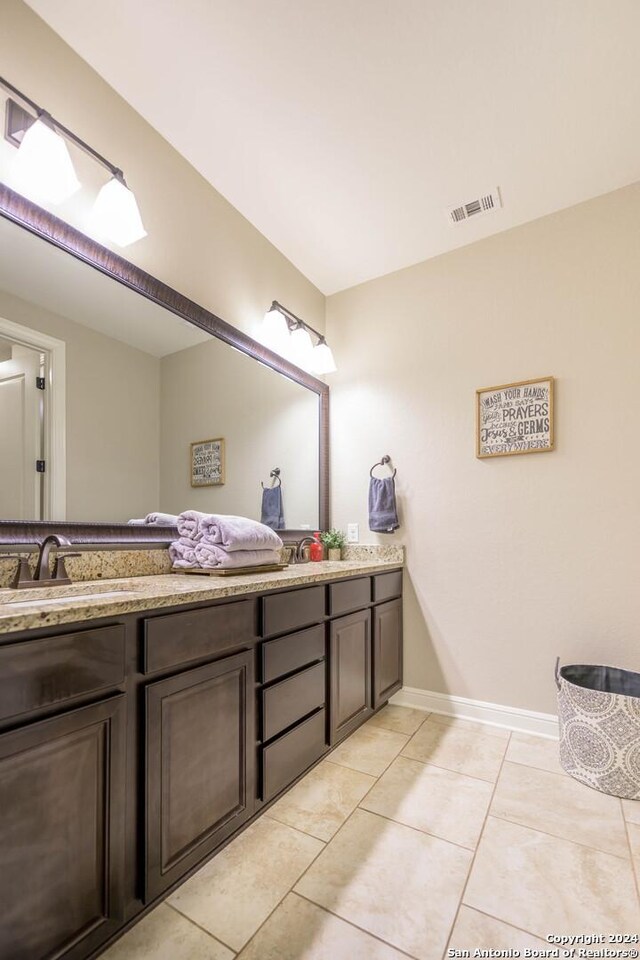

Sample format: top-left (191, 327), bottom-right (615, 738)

top-left (171, 563), bottom-right (289, 577)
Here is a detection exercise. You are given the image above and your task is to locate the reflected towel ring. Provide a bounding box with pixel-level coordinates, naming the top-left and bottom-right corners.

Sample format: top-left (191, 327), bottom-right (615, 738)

top-left (261, 467), bottom-right (282, 489)
top-left (370, 455), bottom-right (397, 479)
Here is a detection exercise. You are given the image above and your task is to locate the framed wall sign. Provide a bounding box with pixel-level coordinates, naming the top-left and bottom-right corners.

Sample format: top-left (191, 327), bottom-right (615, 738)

top-left (476, 377), bottom-right (554, 458)
top-left (191, 438), bottom-right (225, 486)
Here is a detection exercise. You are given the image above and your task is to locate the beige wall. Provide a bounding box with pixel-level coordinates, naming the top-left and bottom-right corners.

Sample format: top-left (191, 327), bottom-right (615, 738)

top-left (0, 290), bottom-right (160, 521)
top-left (327, 183), bottom-right (640, 715)
top-left (0, 0), bottom-right (324, 343)
top-left (160, 336), bottom-right (319, 529)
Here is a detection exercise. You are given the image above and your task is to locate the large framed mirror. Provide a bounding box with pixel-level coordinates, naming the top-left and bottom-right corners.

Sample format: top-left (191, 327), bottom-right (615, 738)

top-left (0, 184), bottom-right (329, 546)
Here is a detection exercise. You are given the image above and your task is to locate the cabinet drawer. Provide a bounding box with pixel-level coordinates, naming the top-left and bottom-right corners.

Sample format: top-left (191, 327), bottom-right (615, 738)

top-left (261, 624), bottom-right (325, 683)
top-left (329, 577), bottom-right (371, 616)
top-left (0, 624), bottom-right (125, 721)
top-left (144, 599), bottom-right (256, 673)
top-left (262, 661), bottom-right (326, 741)
top-left (373, 570), bottom-right (403, 603)
top-left (262, 586), bottom-right (325, 637)
top-left (261, 708), bottom-right (327, 801)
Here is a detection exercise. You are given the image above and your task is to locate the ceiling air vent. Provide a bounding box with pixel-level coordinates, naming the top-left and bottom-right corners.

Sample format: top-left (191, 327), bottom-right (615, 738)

top-left (447, 188), bottom-right (502, 226)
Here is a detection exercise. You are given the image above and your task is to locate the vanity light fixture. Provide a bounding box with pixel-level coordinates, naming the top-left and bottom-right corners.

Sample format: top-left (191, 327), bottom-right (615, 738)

top-left (262, 301), bottom-right (337, 374)
top-left (289, 323), bottom-right (315, 369)
top-left (1, 76), bottom-right (147, 246)
top-left (11, 112), bottom-right (81, 205)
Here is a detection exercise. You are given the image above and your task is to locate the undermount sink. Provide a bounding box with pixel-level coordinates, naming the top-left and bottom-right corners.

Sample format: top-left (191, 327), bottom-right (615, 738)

top-left (2, 588), bottom-right (140, 608)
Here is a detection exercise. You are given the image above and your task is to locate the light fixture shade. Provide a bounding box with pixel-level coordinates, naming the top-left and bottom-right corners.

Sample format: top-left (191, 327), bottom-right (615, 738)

top-left (289, 325), bottom-right (315, 370)
top-left (91, 177), bottom-right (147, 246)
top-left (312, 339), bottom-right (337, 374)
top-left (12, 117), bottom-right (81, 205)
top-left (263, 307), bottom-right (289, 343)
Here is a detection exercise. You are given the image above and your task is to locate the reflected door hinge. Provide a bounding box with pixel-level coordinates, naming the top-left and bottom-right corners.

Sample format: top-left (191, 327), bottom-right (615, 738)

top-left (36, 460), bottom-right (46, 473)
top-left (36, 377), bottom-right (46, 390)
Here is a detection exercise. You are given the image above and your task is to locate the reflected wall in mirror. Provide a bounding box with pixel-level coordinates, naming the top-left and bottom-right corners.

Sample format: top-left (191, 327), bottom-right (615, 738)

top-left (0, 214), bottom-right (320, 531)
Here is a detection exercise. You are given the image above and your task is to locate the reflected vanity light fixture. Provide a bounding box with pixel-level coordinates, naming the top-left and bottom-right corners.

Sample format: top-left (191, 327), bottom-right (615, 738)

top-left (1, 76), bottom-right (147, 246)
top-left (263, 301), bottom-right (337, 374)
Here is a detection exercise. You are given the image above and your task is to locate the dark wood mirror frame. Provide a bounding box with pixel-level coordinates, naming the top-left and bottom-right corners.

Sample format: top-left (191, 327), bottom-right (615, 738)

top-left (0, 184), bottom-right (329, 548)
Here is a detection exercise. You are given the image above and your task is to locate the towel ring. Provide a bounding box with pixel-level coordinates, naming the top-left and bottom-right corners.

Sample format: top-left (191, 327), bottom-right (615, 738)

top-left (370, 455), bottom-right (397, 479)
top-left (261, 467), bottom-right (282, 489)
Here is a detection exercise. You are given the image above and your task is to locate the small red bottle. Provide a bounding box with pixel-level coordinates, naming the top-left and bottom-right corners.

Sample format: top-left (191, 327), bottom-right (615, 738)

top-left (309, 531), bottom-right (324, 562)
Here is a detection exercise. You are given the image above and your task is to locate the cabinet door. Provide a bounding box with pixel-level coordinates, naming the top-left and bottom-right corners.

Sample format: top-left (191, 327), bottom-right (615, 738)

top-left (0, 696), bottom-right (126, 960)
top-left (145, 650), bottom-right (255, 900)
top-left (373, 598), bottom-right (403, 709)
top-left (329, 609), bottom-right (372, 744)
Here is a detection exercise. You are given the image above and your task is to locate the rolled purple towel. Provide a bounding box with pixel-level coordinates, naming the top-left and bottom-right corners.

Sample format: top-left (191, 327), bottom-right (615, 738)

top-left (193, 543), bottom-right (282, 569)
top-left (169, 537), bottom-right (198, 567)
top-left (198, 514), bottom-right (283, 552)
top-left (176, 510), bottom-right (208, 541)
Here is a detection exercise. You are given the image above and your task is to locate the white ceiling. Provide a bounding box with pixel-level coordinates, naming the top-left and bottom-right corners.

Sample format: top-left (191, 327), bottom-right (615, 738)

top-left (26, 0), bottom-right (640, 294)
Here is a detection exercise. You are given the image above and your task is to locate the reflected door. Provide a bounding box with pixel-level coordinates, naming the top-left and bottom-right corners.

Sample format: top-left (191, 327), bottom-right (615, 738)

top-left (0, 339), bottom-right (43, 519)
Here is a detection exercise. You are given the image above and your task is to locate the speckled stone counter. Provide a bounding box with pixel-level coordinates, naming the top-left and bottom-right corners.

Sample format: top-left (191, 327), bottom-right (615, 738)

top-left (0, 559), bottom-right (403, 636)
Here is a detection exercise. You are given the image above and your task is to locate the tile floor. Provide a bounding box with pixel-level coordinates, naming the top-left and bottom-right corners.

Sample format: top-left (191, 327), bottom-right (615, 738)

top-left (103, 706), bottom-right (640, 960)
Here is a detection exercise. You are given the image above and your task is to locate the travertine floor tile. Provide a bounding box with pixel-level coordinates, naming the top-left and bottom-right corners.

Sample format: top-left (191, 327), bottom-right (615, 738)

top-left (366, 704), bottom-right (428, 736)
top-left (448, 906), bottom-right (549, 951)
top-left (626, 822), bottom-right (640, 888)
top-left (506, 732), bottom-right (564, 776)
top-left (329, 725), bottom-right (408, 777)
top-left (268, 760), bottom-right (375, 841)
top-left (295, 808), bottom-right (471, 960)
top-left (237, 893), bottom-right (408, 960)
top-left (464, 817), bottom-right (640, 937)
top-left (101, 904), bottom-right (233, 960)
top-left (429, 714), bottom-right (511, 740)
top-left (623, 799), bottom-right (640, 825)
top-left (168, 816), bottom-right (323, 951)
top-left (361, 755), bottom-right (492, 849)
top-left (402, 718), bottom-right (507, 782)
top-left (491, 761), bottom-right (629, 858)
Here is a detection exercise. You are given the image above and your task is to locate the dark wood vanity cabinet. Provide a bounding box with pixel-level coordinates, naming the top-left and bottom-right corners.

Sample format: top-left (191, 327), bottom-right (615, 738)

top-left (0, 696), bottom-right (126, 960)
top-left (329, 608), bottom-right (373, 743)
top-left (144, 650), bottom-right (255, 901)
top-left (372, 597), bottom-right (403, 709)
top-left (0, 567), bottom-right (402, 960)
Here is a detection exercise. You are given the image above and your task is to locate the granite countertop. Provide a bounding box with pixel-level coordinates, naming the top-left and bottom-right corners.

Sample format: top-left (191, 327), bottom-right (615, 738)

top-left (0, 559), bottom-right (403, 635)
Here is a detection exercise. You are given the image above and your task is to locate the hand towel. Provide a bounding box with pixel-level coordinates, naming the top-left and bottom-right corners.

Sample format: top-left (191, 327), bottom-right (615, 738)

top-left (368, 476), bottom-right (400, 533)
top-left (169, 537), bottom-right (198, 567)
top-left (198, 515), bottom-right (283, 552)
top-left (176, 510), bottom-right (209, 541)
top-left (194, 543), bottom-right (282, 569)
top-left (128, 512), bottom-right (178, 526)
top-left (261, 486), bottom-right (285, 530)
top-left (145, 512), bottom-right (179, 526)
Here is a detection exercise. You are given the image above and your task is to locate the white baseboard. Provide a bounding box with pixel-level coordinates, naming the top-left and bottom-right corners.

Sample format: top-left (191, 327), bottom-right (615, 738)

top-left (390, 686), bottom-right (559, 739)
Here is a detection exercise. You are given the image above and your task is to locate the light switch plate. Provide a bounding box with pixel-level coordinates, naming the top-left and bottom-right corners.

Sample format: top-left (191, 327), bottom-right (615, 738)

top-left (347, 523), bottom-right (359, 543)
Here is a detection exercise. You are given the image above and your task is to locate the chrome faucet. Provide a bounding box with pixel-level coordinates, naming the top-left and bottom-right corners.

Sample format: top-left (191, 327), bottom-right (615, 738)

top-left (8, 535), bottom-right (80, 589)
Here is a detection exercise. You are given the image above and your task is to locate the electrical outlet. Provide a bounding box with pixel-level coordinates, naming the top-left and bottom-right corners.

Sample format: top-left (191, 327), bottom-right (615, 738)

top-left (347, 523), bottom-right (359, 543)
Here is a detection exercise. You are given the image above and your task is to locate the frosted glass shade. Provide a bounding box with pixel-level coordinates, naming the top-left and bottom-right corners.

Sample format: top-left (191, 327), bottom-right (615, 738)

top-left (91, 177), bottom-right (147, 246)
top-left (289, 326), bottom-right (314, 370)
top-left (312, 340), bottom-right (337, 374)
top-left (263, 308), bottom-right (289, 344)
top-left (12, 118), bottom-right (81, 205)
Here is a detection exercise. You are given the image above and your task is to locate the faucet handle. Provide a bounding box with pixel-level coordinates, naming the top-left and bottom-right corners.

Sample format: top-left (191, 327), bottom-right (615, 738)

top-left (52, 553), bottom-right (80, 582)
top-left (4, 555), bottom-right (34, 589)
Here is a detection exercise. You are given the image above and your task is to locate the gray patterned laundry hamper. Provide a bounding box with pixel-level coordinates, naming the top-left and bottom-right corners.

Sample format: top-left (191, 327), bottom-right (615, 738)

top-left (556, 659), bottom-right (640, 799)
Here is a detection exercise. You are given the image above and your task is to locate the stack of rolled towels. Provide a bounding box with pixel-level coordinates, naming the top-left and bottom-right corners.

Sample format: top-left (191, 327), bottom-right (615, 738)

top-left (170, 511), bottom-right (284, 569)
